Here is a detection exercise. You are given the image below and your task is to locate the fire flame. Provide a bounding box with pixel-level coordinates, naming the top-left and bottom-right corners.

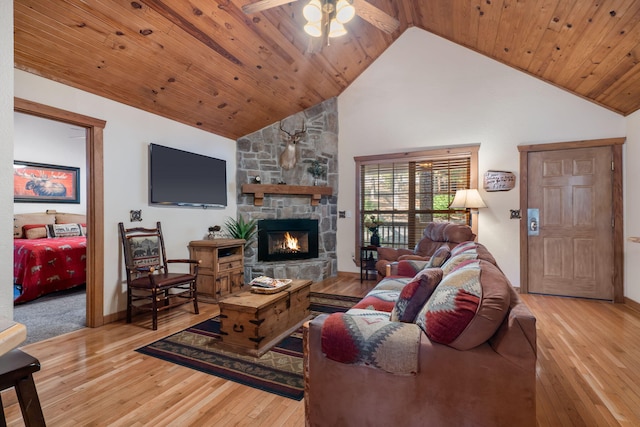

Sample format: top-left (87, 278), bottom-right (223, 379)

top-left (283, 232), bottom-right (300, 251)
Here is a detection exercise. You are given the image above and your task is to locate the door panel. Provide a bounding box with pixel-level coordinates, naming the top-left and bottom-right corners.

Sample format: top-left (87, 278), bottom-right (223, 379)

top-left (528, 146), bottom-right (613, 300)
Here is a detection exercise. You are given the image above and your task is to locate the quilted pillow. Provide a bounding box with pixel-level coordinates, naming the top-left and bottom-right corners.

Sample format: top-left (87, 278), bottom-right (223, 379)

top-left (415, 259), bottom-right (511, 350)
top-left (46, 223), bottom-right (84, 238)
top-left (441, 252), bottom-right (478, 275)
top-left (395, 260), bottom-right (429, 277)
top-left (424, 245), bottom-right (451, 268)
top-left (390, 268), bottom-right (443, 322)
top-left (23, 224), bottom-right (48, 239)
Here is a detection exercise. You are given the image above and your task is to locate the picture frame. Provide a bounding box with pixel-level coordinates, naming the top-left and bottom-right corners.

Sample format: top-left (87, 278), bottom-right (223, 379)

top-left (13, 160), bottom-right (80, 203)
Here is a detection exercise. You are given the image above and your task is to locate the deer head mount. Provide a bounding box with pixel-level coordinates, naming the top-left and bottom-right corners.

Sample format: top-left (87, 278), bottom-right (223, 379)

top-left (279, 119), bottom-right (307, 170)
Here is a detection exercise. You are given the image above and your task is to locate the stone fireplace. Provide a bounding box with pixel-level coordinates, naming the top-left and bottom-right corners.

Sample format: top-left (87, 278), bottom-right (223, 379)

top-left (236, 98), bottom-right (338, 283)
top-left (258, 219), bottom-right (319, 262)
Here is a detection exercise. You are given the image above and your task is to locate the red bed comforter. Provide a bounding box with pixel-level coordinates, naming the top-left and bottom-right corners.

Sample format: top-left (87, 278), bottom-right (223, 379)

top-left (13, 236), bottom-right (87, 304)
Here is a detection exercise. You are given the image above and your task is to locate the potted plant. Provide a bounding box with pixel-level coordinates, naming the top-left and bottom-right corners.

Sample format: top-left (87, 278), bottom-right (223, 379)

top-left (224, 215), bottom-right (258, 247)
top-left (364, 215), bottom-right (384, 246)
top-left (304, 159), bottom-right (327, 185)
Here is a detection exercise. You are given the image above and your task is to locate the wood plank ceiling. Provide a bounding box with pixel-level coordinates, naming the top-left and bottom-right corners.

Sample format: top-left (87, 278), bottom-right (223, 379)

top-left (14, 0), bottom-right (640, 140)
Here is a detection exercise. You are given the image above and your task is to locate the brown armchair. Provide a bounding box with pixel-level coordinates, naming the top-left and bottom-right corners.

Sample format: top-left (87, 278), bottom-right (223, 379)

top-left (375, 222), bottom-right (475, 277)
top-left (119, 222), bottom-right (200, 330)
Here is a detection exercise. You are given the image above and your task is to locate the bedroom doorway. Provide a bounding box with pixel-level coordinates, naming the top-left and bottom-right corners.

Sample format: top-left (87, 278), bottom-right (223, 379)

top-left (14, 98), bottom-right (105, 327)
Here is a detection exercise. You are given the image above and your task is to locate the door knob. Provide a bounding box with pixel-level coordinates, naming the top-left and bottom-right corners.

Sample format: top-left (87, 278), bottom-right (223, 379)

top-left (527, 208), bottom-right (539, 236)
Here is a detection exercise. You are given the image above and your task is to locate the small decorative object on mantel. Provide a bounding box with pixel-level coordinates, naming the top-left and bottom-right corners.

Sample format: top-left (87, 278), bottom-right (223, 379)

top-left (364, 215), bottom-right (384, 247)
top-left (483, 170), bottom-right (516, 192)
top-left (304, 159), bottom-right (327, 185)
top-left (252, 176), bottom-right (261, 184)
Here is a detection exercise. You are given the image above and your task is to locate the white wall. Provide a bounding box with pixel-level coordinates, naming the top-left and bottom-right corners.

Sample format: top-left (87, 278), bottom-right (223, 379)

top-left (13, 69), bottom-right (237, 316)
top-left (337, 28), bottom-right (626, 288)
top-left (0, 0), bottom-right (14, 318)
top-left (624, 111), bottom-right (640, 301)
top-left (14, 112), bottom-right (87, 214)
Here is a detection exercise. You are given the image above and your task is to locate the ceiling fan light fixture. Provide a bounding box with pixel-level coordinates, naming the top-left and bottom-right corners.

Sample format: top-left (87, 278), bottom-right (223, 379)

top-left (303, 0), bottom-right (323, 22)
top-left (304, 21), bottom-right (323, 37)
top-left (335, 0), bottom-right (355, 24)
top-left (328, 19), bottom-right (347, 37)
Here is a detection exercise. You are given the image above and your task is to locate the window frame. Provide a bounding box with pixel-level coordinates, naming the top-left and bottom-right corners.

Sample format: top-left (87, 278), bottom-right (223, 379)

top-left (354, 145), bottom-right (480, 263)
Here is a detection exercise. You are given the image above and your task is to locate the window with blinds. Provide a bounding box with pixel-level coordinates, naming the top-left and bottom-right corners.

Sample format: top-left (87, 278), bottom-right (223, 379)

top-left (358, 149), bottom-right (476, 250)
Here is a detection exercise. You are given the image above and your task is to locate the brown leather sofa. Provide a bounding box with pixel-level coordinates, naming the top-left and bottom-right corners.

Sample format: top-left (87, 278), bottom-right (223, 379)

top-left (375, 222), bottom-right (476, 277)
top-left (304, 241), bottom-right (537, 427)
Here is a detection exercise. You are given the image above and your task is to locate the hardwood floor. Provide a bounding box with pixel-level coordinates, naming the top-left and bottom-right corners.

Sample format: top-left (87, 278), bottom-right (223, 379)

top-left (3, 275), bottom-right (640, 426)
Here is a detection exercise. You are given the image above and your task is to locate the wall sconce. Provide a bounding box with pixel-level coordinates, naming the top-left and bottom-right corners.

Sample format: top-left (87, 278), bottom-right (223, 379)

top-left (449, 189), bottom-right (487, 227)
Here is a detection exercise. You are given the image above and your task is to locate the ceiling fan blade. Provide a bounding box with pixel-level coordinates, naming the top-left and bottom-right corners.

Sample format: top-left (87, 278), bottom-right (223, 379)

top-left (242, 0), bottom-right (299, 15)
top-left (352, 0), bottom-right (400, 34)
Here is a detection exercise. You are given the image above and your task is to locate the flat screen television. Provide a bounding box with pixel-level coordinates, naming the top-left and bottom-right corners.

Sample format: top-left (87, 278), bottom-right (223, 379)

top-left (149, 143), bottom-right (227, 208)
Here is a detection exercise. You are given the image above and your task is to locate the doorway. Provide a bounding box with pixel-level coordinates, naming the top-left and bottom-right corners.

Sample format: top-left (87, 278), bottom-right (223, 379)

top-left (519, 138), bottom-right (624, 302)
top-left (15, 98), bottom-right (105, 326)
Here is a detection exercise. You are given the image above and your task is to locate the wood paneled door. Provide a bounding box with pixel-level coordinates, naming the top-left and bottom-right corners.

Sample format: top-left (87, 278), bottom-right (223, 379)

top-left (519, 138), bottom-right (625, 302)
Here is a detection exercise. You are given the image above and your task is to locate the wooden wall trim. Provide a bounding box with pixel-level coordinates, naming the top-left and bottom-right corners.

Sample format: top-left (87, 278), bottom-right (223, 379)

top-left (14, 97), bottom-right (106, 327)
top-left (517, 137), bottom-right (626, 153)
top-left (519, 137), bottom-right (625, 302)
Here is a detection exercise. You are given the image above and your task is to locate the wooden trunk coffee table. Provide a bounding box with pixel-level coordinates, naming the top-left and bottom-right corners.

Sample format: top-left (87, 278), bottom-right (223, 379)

top-left (218, 279), bottom-right (312, 357)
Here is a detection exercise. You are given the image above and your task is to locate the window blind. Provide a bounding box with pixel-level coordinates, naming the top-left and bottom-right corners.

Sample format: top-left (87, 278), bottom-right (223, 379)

top-left (360, 155), bottom-right (471, 249)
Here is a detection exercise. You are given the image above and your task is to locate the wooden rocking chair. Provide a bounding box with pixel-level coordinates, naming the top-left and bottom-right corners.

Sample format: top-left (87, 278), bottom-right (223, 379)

top-left (118, 222), bottom-right (200, 330)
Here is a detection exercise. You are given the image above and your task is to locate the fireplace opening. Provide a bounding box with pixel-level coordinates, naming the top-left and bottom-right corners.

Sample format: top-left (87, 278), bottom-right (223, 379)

top-left (258, 219), bottom-right (319, 262)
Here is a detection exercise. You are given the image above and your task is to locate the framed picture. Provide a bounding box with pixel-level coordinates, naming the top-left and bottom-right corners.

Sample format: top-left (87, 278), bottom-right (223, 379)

top-left (13, 161), bottom-right (80, 203)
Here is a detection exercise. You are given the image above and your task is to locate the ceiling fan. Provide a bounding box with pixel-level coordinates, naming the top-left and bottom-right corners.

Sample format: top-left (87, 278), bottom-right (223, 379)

top-left (242, 0), bottom-right (400, 41)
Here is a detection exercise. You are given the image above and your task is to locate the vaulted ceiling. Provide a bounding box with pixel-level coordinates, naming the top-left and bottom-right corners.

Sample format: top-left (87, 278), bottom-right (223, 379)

top-left (14, 0), bottom-right (640, 140)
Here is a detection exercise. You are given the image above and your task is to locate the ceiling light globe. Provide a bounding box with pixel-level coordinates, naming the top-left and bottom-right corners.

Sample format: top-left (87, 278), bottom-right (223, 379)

top-left (335, 0), bottom-right (355, 24)
top-left (303, 0), bottom-right (323, 23)
top-left (328, 19), bottom-right (347, 37)
top-left (304, 22), bottom-right (323, 37)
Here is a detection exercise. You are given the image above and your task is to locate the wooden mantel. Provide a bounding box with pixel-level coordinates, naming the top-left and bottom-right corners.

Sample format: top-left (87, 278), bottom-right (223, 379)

top-left (241, 184), bottom-right (333, 206)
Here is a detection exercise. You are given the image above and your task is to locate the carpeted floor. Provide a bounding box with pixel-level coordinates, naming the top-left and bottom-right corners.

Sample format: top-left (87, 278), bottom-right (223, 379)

top-left (14, 284), bottom-right (86, 345)
top-left (136, 292), bottom-right (360, 400)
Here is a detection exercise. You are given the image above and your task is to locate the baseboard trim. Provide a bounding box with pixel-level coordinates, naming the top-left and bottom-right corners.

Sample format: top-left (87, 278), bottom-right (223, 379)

top-left (624, 296), bottom-right (640, 313)
top-left (337, 271), bottom-right (360, 278)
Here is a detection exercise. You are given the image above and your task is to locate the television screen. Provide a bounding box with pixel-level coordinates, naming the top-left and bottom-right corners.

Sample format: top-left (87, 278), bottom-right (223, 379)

top-left (149, 143), bottom-right (227, 208)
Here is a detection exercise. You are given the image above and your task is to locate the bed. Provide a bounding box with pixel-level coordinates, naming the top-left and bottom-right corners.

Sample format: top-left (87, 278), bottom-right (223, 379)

top-left (13, 212), bottom-right (87, 304)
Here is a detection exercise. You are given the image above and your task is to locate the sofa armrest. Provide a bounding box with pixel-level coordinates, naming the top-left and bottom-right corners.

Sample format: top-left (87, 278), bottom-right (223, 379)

top-left (489, 301), bottom-right (537, 370)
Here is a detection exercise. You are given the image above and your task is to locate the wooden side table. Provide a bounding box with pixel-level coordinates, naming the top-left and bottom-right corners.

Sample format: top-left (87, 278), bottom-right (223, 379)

top-left (188, 239), bottom-right (245, 303)
top-left (360, 246), bottom-right (378, 282)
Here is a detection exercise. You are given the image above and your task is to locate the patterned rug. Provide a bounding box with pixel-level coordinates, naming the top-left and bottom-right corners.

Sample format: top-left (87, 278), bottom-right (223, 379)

top-left (135, 292), bottom-right (360, 400)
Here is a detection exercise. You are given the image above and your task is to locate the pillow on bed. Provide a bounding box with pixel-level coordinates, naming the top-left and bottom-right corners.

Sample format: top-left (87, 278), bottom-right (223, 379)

top-left (14, 213), bottom-right (56, 238)
top-left (46, 223), bottom-right (85, 238)
top-left (22, 224), bottom-right (48, 239)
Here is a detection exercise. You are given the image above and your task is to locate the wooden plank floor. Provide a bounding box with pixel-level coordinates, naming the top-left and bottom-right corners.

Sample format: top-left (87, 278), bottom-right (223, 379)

top-left (3, 275), bottom-right (640, 426)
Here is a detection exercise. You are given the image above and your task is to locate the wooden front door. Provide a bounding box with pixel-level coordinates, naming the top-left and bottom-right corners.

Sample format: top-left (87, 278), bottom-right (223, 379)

top-left (526, 146), bottom-right (614, 300)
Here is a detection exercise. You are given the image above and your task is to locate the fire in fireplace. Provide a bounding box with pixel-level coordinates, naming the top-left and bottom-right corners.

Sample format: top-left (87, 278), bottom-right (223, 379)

top-left (258, 219), bottom-right (319, 262)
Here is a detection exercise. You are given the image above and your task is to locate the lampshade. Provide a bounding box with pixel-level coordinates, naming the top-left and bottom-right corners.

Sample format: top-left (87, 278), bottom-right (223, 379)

top-left (303, 0), bottom-right (322, 22)
top-left (328, 19), bottom-right (347, 37)
top-left (303, 0), bottom-right (352, 39)
top-left (449, 189), bottom-right (487, 209)
top-left (335, 0), bottom-right (355, 24)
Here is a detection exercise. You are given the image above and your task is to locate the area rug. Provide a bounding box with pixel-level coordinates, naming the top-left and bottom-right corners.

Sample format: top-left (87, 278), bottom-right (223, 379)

top-left (136, 292), bottom-right (360, 400)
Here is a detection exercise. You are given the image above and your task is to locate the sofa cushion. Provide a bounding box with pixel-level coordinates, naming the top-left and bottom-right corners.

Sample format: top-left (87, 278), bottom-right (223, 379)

top-left (390, 268), bottom-right (443, 322)
top-left (415, 259), bottom-right (511, 350)
top-left (321, 312), bottom-right (421, 375)
top-left (352, 289), bottom-right (400, 313)
top-left (372, 276), bottom-right (412, 292)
